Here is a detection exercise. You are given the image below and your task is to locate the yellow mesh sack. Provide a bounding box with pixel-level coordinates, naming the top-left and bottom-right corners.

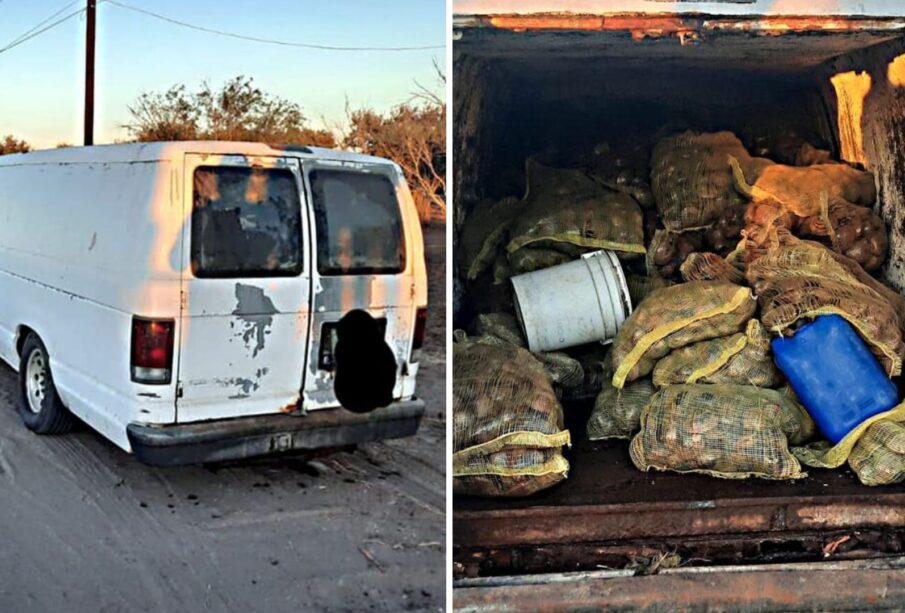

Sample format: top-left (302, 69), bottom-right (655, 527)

top-left (561, 347), bottom-right (611, 402)
top-left (646, 229), bottom-right (706, 280)
top-left (793, 401), bottom-right (905, 469)
top-left (506, 159), bottom-right (646, 255)
top-left (610, 281), bottom-right (757, 389)
top-left (460, 196), bottom-right (525, 281)
top-left (848, 419), bottom-right (905, 486)
top-left (453, 337), bottom-right (570, 497)
top-left (587, 377), bottom-right (656, 440)
top-left (625, 274), bottom-right (670, 308)
top-left (745, 229), bottom-right (903, 317)
top-left (747, 236), bottom-right (905, 377)
top-left (491, 252), bottom-right (514, 286)
top-left (757, 277), bottom-right (903, 377)
top-left (799, 199), bottom-right (888, 272)
top-left (652, 320), bottom-right (781, 388)
top-left (472, 314), bottom-right (584, 391)
top-left (651, 131), bottom-right (761, 231)
top-left (508, 247), bottom-right (573, 276)
top-left (629, 384), bottom-right (813, 480)
top-left (680, 252), bottom-right (747, 284)
top-left (747, 232), bottom-right (870, 287)
top-left (539, 351), bottom-right (584, 390)
top-left (474, 312), bottom-right (526, 347)
top-left (822, 242), bottom-right (905, 321)
top-left (730, 157), bottom-right (875, 217)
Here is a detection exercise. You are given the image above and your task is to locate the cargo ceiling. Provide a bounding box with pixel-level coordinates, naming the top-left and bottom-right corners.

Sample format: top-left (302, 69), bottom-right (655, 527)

top-left (453, 1), bottom-right (905, 17)
top-left (454, 14), bottom-right (905, 72)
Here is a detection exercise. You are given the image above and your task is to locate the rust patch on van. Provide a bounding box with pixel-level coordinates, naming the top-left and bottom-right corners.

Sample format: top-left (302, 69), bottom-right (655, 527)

top-left (232, 284), bottom-right (279, 357)
top-left (280, 396), bottom-right (300, 414)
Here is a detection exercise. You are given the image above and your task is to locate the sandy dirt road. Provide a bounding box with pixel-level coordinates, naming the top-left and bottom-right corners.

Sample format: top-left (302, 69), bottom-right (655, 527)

top-left (0, 226), bottom-right (447, 612)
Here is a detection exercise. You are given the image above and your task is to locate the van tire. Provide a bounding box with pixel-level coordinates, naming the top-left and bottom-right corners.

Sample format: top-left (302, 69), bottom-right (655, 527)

top-left (17, 334), bottom-right (76, 435)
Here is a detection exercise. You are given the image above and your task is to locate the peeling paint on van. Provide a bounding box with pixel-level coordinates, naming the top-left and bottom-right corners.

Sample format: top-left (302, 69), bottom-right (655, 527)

top-left (232, 284), bottom-right (279, 357)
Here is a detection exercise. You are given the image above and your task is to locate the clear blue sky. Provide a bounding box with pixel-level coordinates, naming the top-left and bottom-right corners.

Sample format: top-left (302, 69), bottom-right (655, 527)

top-left (0, 0), bottom-right (446, 148)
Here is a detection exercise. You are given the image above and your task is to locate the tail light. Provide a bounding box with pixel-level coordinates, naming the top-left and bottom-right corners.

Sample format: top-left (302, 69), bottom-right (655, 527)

top-left (131, 317), bottom-right (175, 384)
top-left (411, 306), bottom-right (428, 362)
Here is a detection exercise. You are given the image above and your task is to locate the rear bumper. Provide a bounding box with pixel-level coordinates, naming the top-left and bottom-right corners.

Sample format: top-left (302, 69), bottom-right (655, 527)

top-left (126, 399), bottom-right (425, 466)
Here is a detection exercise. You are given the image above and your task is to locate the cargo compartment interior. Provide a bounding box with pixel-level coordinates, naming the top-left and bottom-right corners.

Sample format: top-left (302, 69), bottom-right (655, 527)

top-left (453, 20), bottom-right (905, 577)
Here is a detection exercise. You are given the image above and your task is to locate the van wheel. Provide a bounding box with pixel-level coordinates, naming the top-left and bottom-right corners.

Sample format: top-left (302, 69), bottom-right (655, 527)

top-left (17, 334), bottom-right (75, 434)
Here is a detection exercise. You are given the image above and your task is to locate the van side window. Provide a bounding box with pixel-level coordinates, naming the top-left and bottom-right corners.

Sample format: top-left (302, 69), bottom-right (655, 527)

top-left (191, 166), bottom-right (302, 278)
top-left (309, 169), bottom-right (406, 276)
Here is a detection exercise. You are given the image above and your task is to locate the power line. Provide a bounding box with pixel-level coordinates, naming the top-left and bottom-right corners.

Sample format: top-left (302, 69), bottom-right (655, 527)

top-left (105, 0), bottom-right (444, 52)
top-left (0, 5), bottom-right (88, 56)
top-left (4, 0), bottom-right (81, 49)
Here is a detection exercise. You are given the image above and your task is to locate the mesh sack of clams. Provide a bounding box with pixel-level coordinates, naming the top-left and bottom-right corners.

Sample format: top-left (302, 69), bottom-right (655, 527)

top-left (562, 347), bottom-right (611, 402)
top-left (652, 319), bottom-right (781, 388)
top-left (610, 281), bottom-right (757, 389)
top-left (453, 337), bottom-right (571, 497)
top-left (646, 229), bottom-right (705, 280)
top-left (680, 252), bottom-right (747, 284)
top-left (706, 204), bottom-right (746, 257)
top-left (474, 312), bottom-right (527, 348)
top-left (651, 131), bottom-right (762, 231)
top-left (459, 196), bottom-right (525, 281)
top-left (539, 352), bottom-right (585, 390)
top-left (848, 419), bottom-right (905, 486)
top-left (508, 246), bottom-right (573, 276)
top-left (799, 199), bottom-right (888, 272)
top-left (747, 235), bottom-right (905, 377)
top-left (472, 313), bottom-right (584, 391)
top-left (730, 156), bottom-right (876, 218)
top-left (625, 274), bottom-right (670, 308)
top-left (630, 384), bottom-right (815, 480)
top-left (587, 377), bottom-right (656, 441)
top-left (506, 158), bottom-right (646, 256)
top-left (585, 141), bottom-right (655, 209)
top-left (741, 200), bottom-right (800, 250)
top-left (793, 402), bottom-right (905, 470)
top-left (745, 229), bottom-right (893, 298)
top-left (757, 278), bottom-right (904, 377)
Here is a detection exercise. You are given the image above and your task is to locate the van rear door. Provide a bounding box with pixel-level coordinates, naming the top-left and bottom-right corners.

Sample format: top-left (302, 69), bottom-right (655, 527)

top-left (176, 154), bottom-right (312, 422)
top-left (300, 161), bottom-right (419, 409)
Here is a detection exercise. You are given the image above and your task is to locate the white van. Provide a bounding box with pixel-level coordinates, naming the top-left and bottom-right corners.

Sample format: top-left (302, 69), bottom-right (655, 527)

top-left (0, 142), bottom-right (427, 465)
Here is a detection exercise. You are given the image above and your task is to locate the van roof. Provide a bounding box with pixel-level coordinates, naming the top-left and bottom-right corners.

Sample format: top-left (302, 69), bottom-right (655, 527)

top-left (0, 141), bottom-right (395, 167)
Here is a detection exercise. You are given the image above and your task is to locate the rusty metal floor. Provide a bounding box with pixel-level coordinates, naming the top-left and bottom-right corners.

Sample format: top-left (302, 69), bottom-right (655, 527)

top-left (454, 437), bottom-right (905, 576)
top-left (453, 556), bottom-right (905, 612)
top-left (456, 438), bottom-right (888, 511)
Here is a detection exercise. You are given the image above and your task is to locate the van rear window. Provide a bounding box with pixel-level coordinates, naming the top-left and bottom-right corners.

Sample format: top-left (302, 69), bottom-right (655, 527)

top-left (309, 169), bottom-right (406, 276)
top-left (191, 166), bottom-right (302, 278)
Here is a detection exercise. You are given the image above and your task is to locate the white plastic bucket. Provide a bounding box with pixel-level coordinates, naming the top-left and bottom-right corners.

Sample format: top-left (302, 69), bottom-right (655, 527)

top-left (511, 250), bottom-right (633, 352)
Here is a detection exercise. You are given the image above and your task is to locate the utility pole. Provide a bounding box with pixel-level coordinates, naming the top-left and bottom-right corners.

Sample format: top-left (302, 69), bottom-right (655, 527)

top-left (84, 0), bottom-right (96, 146)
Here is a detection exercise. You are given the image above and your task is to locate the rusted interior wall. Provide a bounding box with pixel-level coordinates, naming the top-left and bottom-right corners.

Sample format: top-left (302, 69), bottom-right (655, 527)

top-left (453, 55), bottom-right (515, 317)
top-left (819, 37), bottom-right (905, 292)
top-left (453, 56), bottom-right (515, 232)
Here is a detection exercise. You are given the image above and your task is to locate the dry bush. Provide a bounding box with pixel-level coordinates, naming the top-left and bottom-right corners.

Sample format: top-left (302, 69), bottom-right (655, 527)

top-left (124, 76), bottom-right (336, 148)
top-left (0, 135), bottom-right (30, 155)
top-left (123, 75), bottom-right (446, 223)
top-left (343, 102), bottom-right (446, 223)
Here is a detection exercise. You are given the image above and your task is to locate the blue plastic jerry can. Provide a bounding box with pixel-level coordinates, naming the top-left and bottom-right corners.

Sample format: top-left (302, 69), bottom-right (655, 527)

top-left (771, 314), bottom-right (900, 444)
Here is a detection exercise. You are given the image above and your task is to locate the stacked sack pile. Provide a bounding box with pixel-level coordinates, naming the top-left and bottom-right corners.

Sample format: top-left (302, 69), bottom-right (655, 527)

top-left (591, 131), bottom-right (905, 485)
top-left (455, 129), bottom-right (905, 496)
top-left (454, 149), bottom-right (651, 496)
